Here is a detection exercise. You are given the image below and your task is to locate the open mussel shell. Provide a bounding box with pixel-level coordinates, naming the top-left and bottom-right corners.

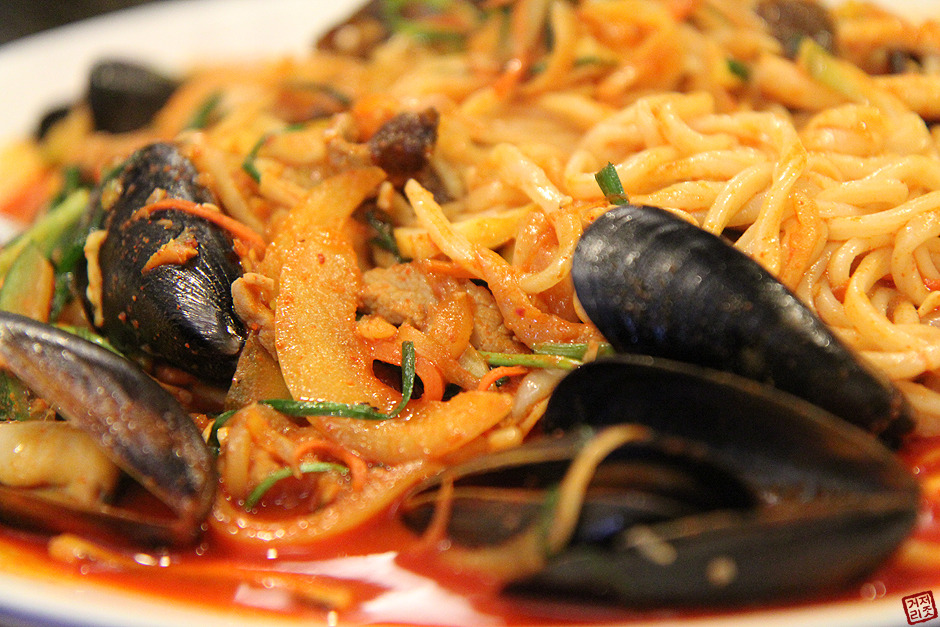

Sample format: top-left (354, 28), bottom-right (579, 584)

top-left (77, 142), bottom-right (246, 385)
top-left (400, 355), bottom-right (919, 607)
top-left (572, 203), bottom-right (912, 445)
top-left (0, 312), bottom-right (216, 546)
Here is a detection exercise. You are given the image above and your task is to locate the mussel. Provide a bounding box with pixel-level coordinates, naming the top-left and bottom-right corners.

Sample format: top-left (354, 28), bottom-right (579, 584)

top-left (401, 200), bottom-right (920, 607)
top-left (400, 355), bottom-right (920, 606)
top-left (76, 142), bottom-right (247, 385)
top-left (572, 203), bottom-right (912, 445)
top-left (0, 312), bottom-right (216, 546)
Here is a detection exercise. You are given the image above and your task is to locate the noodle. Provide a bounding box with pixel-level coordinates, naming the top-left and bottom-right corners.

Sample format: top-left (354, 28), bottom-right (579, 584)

top-left (3, 0), bottom-right (940, 618)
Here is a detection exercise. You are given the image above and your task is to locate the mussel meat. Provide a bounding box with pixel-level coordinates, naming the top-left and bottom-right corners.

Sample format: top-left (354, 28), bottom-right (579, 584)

top-left (400, 355), bottom-right (920, 606)
top-left (572, 203), bottom-right (912, 445)
top-left (0, 311), bottom-right (216, 546)
top-left (76, 142), bottom-right (247, 385)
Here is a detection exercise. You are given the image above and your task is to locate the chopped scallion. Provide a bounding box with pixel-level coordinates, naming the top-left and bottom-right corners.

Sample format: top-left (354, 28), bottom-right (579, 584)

top-left (208, 409), bottom-right (237, 456)
top-left (186, 91), bottom-right (223, 130)
top-left (479, 351), bottom-right (582, 371)
top-left (531, 342), bottom-right (614, 360)
top-left (244, 462), bottom-right (349, 510)
top-left (241, 134), bottom-right (268, 183)
top-left (365, 209), bottom-right (406, 262)
top-left (0, 189), bottom-right (88, 280)
top-left (262, 341), bottom-right (417, 420)
top-left (727, 58), bottom-right (750, 81)
top-left (594, 163), bottom-right (629, 205)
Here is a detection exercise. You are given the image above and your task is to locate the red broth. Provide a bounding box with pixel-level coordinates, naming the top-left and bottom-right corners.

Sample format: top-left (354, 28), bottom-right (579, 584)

top-left (0, 437), bottom-right (936, 627)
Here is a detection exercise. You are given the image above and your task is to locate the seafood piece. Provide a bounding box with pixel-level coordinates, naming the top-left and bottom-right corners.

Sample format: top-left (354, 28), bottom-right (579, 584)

top-left (572, 203), bottom-right (912, 444)
top-left (0, 311), bottom-right (216, 546)
top-left (88, 60), bottom-right (178, 133)
top-left (77, 142), bottom-right (247, 385)
top-left (401, 355), bottom-right (920, 606)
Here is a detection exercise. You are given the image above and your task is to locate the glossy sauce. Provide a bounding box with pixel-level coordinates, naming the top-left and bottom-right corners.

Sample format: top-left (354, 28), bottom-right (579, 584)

top-left (0, 438), bottom-right (939, 626)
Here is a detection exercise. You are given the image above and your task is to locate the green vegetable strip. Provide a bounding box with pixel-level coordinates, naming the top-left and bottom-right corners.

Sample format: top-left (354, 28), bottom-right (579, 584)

top-left (208, 409), bottom-right (237, 456)
top-left (365, 209), bottom-right (406, 262)
top-left (244, 462), bottom-right (349, 510)
top-left (186, 91), bottom-right (223, 130)
top-left (594, 163), bottom-right (629, 205)
top-left (49, 166), bottom-right (84, 208)
top-left (242, 125), bottom-right (307, 184)
top-left (241, 134), bottom-right (268, 183)
top-left (531, 342), bottom-right (614, 359)
top-left (727, 58), bottom-right (750, 81)
top-left (262, 340), bottom-right (417, 421)
top-left (0, 189), bottom-right (88, 280)
top-left (796, 38), bottom-right (902, 116)
top-left (479, 351), bottom-right (582, 371)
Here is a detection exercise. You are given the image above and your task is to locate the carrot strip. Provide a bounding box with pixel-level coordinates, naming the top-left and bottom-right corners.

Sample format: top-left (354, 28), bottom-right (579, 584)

top-left (133, 198), bottom-right (266, 254)
top-left (416, 258), bottom-right (479, 279)
top-left (477, 365), bottom-right (528, 391)
top-left (292, 439), bottom-right (369, 492)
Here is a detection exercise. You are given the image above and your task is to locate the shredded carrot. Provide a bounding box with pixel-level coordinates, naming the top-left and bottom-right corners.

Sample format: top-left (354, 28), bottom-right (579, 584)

top-left (351, 93), bottom-right (400, 140)
top-left (292, 438), bottom-right (369, 492)
top-left (372, 340), bottom-right (445, 402)
top-left (416, 259), bottom-right (478, 279)
top-left (477, 365), bottom-right (528, 391)
top-left (926, 278), bottom-right (940, 292)
top-left (133, 198), bottom-right (267, 254)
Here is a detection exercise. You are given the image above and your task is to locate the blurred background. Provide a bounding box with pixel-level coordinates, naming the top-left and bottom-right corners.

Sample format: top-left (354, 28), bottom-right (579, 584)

top-left (0, 0), bottom-right (161, 45)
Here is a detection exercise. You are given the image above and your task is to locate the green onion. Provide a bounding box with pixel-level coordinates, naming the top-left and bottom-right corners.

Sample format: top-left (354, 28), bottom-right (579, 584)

top-left (365, 209), bottom-right (406, 263)
top-left (208, 409), bottom-right (237, 456)
top-left (594, 162), bottom-right (629, 205)
top-left (241, 134), bottom-right (268, 183)
top-left (381, 0), bottom-right (481, 47)
top-left (262, 340), bottom-right (417, 420)
top-left (479, 351), bottom-right (582, 371)
top-left (796, 38), bottom-right (896, 111)
top-left (304, 83), bottom-right (352, 108)
top-left (531, 342), bottom-right (614, 360)
top-left (186, 91), bottom-right (223, 130)
top-left (242, 125), bottom-right (307, 184)
top-left (0, 189), bottom-right (88, 280)
top-left (727, 58), bottom-right (750, 81)
top-left (49, 166), bottom-right (85, 208)
top-left (244, 462), bottom-right (349, 510)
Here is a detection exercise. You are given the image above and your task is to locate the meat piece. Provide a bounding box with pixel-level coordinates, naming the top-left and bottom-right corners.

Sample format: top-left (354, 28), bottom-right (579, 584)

top-left (360, 264), bottom-right (525, 353)
top-left (361, 264), bottom-right (437, 328)
top-left (368, 109), bottom-right (439, 185)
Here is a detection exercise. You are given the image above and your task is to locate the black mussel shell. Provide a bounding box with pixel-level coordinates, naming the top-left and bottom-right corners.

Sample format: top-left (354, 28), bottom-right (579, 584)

top-left (572, 203), bottom-right (912, 445)
top-left (401, 355), bottom-right (919, 607)
top-left (0, 312), bottom-right (216, 546)
top-left (88, 60), bottom-right (178, 133)
top-left (76, 142), bottom-right (246, 385)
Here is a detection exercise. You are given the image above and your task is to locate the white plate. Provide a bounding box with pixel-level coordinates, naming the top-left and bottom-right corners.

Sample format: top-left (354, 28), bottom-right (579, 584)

top-left (0, 0), bottom-right (935, 626)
